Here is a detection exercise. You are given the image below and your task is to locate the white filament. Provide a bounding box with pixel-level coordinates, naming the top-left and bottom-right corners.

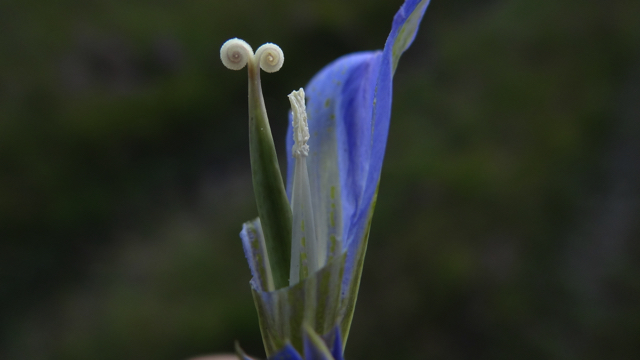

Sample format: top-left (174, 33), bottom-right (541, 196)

top-left (289, 151), bottom-right (320, 286)
top-left (220, 38), bottom-right (254, 70)
top-left (289, 88), bottom-right (310, 157)
top-left (255, 43), bottom-right (285, 73)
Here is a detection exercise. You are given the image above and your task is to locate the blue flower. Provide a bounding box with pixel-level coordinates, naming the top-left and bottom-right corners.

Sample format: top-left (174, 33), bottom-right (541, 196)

top-left (231, 1), bottom-right (431, 358)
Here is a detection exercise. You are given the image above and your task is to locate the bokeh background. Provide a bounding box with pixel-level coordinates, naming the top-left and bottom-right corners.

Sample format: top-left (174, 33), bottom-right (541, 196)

top-left (2, 0), bottom-right (639, 359)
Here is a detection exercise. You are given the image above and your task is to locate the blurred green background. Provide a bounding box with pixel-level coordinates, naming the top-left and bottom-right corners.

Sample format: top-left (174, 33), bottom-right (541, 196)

top-left (1, 0), bottom-right (639, 359)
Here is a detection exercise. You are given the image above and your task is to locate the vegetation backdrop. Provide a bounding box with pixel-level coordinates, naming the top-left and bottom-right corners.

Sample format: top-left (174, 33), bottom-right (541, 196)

top-left (1, 0), bottom-right (639, 359)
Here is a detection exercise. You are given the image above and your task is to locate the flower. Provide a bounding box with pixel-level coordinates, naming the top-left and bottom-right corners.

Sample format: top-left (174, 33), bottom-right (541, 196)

top-left (224, 1), bottom-right (431, 358)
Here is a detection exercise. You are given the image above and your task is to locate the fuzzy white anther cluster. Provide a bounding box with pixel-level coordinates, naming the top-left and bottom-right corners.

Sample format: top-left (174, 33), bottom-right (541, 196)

top-left (288, 88), bottom-right (310, 158)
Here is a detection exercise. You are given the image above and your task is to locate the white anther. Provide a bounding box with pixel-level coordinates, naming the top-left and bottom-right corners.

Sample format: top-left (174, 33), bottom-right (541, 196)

top-left (289, 88), bottom-right (310, 158)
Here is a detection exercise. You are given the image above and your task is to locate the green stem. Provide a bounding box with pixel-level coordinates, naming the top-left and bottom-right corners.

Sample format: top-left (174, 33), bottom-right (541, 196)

top-left (247, 58), bottom-right (292, 289)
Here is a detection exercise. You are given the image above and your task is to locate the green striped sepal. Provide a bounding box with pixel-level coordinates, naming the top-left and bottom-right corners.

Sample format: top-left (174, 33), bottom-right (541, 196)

top-left (241, 218), bottom-right (346, 357)
top-left (252, 253), bottom-right (345, 356)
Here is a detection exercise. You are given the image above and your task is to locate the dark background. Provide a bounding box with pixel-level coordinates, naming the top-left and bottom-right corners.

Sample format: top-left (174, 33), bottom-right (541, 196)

top-left (1, 0), bottom-right (639, 359)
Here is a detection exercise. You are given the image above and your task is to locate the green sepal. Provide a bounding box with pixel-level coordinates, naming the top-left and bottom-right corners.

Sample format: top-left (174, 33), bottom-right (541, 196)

top-left (338, 187), bottom-right (377, 348)
top-left (252, 253), bottom-right (346, 357)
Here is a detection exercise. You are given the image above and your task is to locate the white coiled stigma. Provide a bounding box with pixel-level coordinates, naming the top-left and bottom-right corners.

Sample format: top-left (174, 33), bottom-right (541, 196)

top-left (220, 38), bottom-right (254, 70)
top-left (255, 43), bottom-right (284, 73)
top-left (220, 38), bottom-right (284, 73)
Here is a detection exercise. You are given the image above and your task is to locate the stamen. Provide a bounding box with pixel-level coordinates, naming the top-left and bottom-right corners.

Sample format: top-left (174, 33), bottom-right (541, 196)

top-left (289, 88), bottom-right (320, 285)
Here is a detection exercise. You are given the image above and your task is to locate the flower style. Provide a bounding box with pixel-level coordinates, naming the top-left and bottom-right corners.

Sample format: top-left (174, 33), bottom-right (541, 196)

top-left (222, 1), bottom-right (431, 359)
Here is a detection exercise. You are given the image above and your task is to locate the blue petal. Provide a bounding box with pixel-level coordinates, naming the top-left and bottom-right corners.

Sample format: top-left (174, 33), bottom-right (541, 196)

top-left (286, 51), bottom-right (382, 265)
top-left (270, 343), bottom-right (304, 360)
top-left (303, 326), bottom-right (336, 360)
top-left (285, 0), bottom-right (431, 291)
top-left (323, 326), bottom-right (344, 360)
